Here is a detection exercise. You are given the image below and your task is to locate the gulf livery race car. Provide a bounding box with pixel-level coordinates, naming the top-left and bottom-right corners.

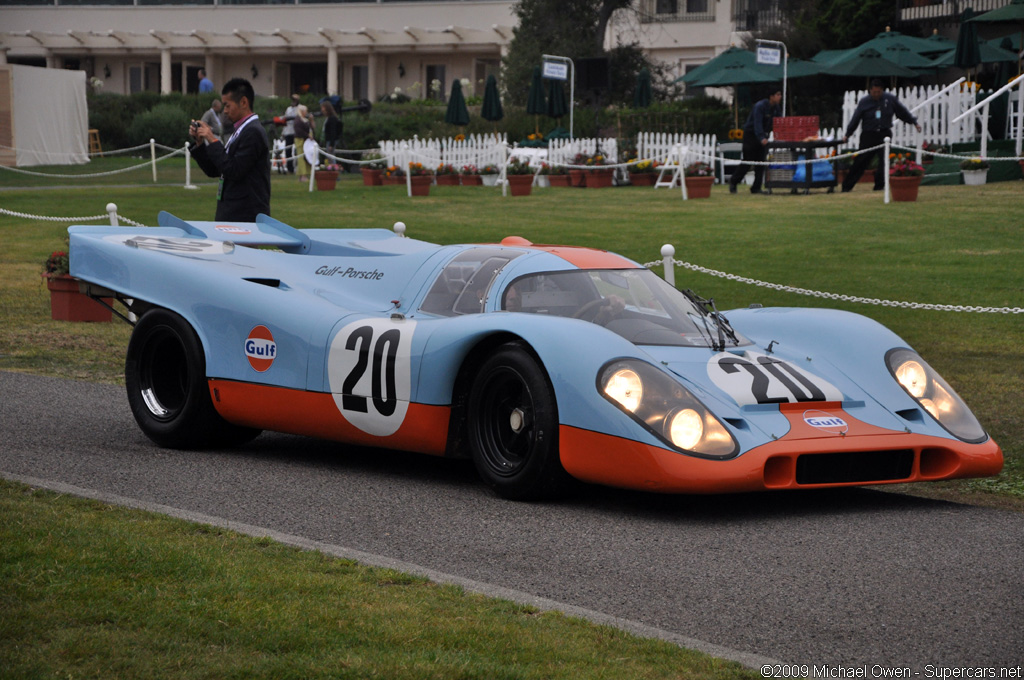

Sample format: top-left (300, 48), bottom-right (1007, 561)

top-left (67, 213), bottom-right (1003, 500)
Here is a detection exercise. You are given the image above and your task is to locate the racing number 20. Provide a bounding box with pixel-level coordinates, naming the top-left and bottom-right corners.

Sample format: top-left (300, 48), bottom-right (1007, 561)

top-left (341, 326), bottom-right (400, 416)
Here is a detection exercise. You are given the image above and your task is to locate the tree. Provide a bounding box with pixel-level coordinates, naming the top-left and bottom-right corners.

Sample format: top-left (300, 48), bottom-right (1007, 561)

top-left (501, 0), bottom-right (667, 107)
top-left (756, 0), bottom-right (902, 59)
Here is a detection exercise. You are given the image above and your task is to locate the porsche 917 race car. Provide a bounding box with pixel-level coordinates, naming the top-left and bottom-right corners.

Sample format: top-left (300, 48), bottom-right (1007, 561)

top-left (67, 213), bottom-right (1003, 500)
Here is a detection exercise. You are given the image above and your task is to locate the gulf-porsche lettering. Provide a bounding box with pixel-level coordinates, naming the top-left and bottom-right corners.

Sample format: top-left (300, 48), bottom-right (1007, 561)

top-left (708, 350), bottom-right (843, 406)
top-left (245, 326), bottom-right (277, 372)
top-left (316, 266), bottom-right (385, 280)
top-left (328, 318), bottom-right (415, 436)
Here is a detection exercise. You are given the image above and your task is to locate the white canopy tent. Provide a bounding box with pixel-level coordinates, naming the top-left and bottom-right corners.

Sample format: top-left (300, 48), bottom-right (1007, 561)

top-left (0, 64), bottom-right (89, 167)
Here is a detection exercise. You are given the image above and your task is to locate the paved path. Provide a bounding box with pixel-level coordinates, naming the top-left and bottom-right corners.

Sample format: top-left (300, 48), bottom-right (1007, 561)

top-left (2, 371), bottom-right (1021, 673)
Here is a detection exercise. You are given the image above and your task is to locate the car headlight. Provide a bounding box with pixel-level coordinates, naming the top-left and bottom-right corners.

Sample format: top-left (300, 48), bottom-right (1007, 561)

top-left (600, 360), bottom-right (738, 459)
top-left (886, 348), bottom-right (987, 443)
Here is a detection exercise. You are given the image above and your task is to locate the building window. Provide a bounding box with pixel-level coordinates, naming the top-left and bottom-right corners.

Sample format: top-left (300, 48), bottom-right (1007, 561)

top-left (686, 0), bottom-right (707, 11)
top-left (426, 64), bottom-right (446, 101)
top-left (656, 0), bottom-right (677, 14)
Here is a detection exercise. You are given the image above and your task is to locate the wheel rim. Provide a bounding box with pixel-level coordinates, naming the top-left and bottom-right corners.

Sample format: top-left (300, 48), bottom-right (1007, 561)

top-left (476, 367), bottom-right (537, 477)
top-left (137, 326), bottom-right (189, 422)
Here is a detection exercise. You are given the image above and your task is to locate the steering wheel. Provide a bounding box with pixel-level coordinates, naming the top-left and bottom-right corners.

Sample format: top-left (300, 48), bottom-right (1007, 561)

top-left (573, 298), bottom-right (612, 322)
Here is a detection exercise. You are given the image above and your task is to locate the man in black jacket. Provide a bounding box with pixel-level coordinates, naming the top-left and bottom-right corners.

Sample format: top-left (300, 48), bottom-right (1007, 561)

top-left (841, 79), bottom-right (922, 192)
top-left (728, 86), bottom-right (783, 194)
top-left (189, 77), bottom-right (271, 222)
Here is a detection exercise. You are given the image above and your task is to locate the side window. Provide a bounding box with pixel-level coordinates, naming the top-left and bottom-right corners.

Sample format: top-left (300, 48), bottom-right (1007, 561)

top-left (420, 249), bottom-right (521, 317)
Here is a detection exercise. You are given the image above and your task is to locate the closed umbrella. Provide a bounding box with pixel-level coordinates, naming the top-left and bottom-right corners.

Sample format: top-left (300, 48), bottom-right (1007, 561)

top-left (546, 79), bottom-right (568, 120)
top-left (444, 79), bottom-right (470, 127)
top-left (969, 0), bottom-right (1024, 74)
top-left (481, 74), bottom-right (504, 123)
top-left (954, 8), bottom-right (983, 82)
top-left (633, 67), bottom-right (653, 108)
top-left (526, 66), bottom-right (546, 135)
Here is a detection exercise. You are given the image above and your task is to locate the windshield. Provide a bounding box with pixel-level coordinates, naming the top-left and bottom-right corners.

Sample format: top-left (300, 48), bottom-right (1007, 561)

top-left (501, 269), bottom-right (744, 348)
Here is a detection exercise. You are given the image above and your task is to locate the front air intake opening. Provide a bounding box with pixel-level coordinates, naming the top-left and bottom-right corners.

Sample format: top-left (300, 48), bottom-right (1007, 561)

top-left (795, 450), bottom-right (914, 485)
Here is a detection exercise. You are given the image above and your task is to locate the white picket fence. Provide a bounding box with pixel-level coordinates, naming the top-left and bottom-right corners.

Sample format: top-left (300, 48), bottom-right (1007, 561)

top-left (637, 132), bottom-right (718, 166)
top-left (841, 84), bottom-right (984, 149)
top-left (548, 138), bottom-right (619, 166)
top-left (379, 133), bottom-right (507, 170)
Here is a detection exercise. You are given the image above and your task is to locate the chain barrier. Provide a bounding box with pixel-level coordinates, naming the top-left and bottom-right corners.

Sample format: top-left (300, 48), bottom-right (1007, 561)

top-left (0, 204), bottom-right (145, 227)
top-left (0, 147), bottom-right (184, 179)
top-left (642, 257), bottom-right (1024, 314)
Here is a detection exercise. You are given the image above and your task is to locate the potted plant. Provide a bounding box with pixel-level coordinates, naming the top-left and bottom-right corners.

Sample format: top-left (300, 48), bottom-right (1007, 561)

top-left (921, 141), bottom-right (945, 165)
top-left (569, 153), bottom-right (589, 187)
top-left (683, 161), bottom-right (714, 199)
top-left (629, 159), bottom-right (659, 187)
top-left (480, 164), bottom-right (500, 186)
top-left (585, 153), bottom-right (613, 189)
top-left (315, 163), bottom-right (340, 191)
top-left (535, 162), bottom-right (551, 188)
top-left (505, 158), bottom-right (534, 196)
top-left (959, 157), bottom-right (989, 186)
top-left (889, 154), bottom-right (925, 202)
top-left (361, 152), bottom-right (385, 186)
top-left (460, 164), bottom-right (482, 186)
top-left (382, 164), bottom-right (405, 185)
top-left (547, 164), bottom-right (570, 187)
top-left (435, 163), bottom-right (459, 185)
top-left (407, 162), bottom-right (434, 196)
top-left (42, 249), bottom-right (112, 322)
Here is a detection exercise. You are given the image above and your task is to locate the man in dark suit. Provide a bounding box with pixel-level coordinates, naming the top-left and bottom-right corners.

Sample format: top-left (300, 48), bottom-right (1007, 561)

top-left (189, 77), bottom-right (271, 222)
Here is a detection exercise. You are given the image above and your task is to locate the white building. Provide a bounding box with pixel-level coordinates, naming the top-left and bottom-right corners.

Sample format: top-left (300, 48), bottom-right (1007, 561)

top-left (0, 0), bottom-right (761, 101)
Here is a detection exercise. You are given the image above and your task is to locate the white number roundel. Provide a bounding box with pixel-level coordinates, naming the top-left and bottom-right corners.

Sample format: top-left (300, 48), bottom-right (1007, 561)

top-left (328, 318), bottom-right (416, 437)
top-left (707, 350), bottom-right (843, 406)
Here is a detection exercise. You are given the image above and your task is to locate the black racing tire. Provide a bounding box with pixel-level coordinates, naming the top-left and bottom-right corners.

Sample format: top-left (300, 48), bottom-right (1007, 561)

top-left (125, 308), bottom-right (260, 449)
top-left (466, 343), bottom-right (568, 501)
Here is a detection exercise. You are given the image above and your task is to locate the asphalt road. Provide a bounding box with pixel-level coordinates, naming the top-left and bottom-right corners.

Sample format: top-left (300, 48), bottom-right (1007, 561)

top-left (2, 371), bottom-right (1022, 673)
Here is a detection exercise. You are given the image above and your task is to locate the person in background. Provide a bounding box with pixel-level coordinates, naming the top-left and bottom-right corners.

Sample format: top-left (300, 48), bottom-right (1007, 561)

top-left (200, 99), bottom-right (222, 139)
top-left (282, 93), bottom-right (300, 175)
top-left (189, 77), bottom-right (270, 222)
top-left (320, 100), bottom-right (341, 158)
top-left (841, 78), bottom-right (922, 192)
top-left (728, 86), bottom-right (782, 195)
top-left (292, 104), bottom-right (315, 182)
top-left (198, 68), bottom-right (214, 94)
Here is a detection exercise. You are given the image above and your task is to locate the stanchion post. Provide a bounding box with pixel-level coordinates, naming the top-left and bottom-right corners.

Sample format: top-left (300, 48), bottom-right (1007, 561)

top-left (883, 137), bottom-right (891, 204)
top-left (184, 143), bottom-right (198, 190)
top-left (393, 221), bottom-right (406, 238)
top-left (150, 138), bottom-right (157, 183)
top-left (106, 203), bottom-right (119, 226)
top-left (661, 244), bottom-right (676, 287)
top-left (404, 144), bottom-right (412, 198)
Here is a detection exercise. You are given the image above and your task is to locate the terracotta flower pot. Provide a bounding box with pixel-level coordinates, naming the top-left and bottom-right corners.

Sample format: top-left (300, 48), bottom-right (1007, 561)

top-left (569, 169), bottom-right (586, 187)
top-left (409, 175), bottom-right (432, 196)
top-left (629, 173), bottom-right (656, 186)
top-left (889, 175), bottom-right (922, 202)
top-left (586, 169), bottom-right (613, 189)
top-left (684, 175), bottom-right (714, 199)
top-left (461, 174), bottom-right (482, 186)
top-left (382, 174), bottom-right (403, 185)
top-left (361, 168), bottom-right (383, 186)
top-left (314, 170), bottom-right (338, 191)
top-left (45, 275), bottom-right (112, 322)
top-left (506, 174), bottom-right (533, 196)
top-left (548, 174), bottom-right (570, 187)
top-left (436, 174), bottom-right (459, 186)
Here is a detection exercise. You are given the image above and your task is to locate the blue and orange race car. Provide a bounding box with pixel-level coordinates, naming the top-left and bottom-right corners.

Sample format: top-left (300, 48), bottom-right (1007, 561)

top-left (68, 213), bottom-right (1002, 500)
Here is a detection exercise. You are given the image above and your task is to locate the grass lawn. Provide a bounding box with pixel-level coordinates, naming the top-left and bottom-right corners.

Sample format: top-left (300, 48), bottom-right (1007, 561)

top-left (0, 166), bottom-right (1021, 676)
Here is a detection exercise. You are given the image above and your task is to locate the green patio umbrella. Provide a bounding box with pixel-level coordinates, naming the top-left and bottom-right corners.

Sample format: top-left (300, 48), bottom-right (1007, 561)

top-left (677, 46), bottom-right (775, 87)
top-left (930, 38), bottom-right (1018, 67)
top-left (853, 29), bottom-right (945, 58)
top-left (820, 48), bottom-right (919, 79)
top-left (481, 74), bottom-right (503, 137)
top-left (970, 0), bottom-right (1024, 74)
top-left (526, 66), bottom-right (546, 135)
top-left (546, 79), bottom-right (568, 120)
top-left (633, 67), bottom-right (653, 108)
top-left (924, 29), bottom-right (957, 54)
top-left (954, 8), bottom-right (983, 82)
top-left (784, 57), bottom-right (823, 79)
top-left (444, 79), bottom-right (470, 127)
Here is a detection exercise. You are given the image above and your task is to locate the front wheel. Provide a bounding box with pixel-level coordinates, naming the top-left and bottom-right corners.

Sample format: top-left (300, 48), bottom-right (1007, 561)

top-left (467, 343), bottom-right (568, 501)
top-left (125, 309), bottom-right (260, 449)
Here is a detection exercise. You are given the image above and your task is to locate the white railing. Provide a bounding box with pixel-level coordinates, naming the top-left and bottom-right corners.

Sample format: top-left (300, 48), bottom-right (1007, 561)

top-left (842, 84), bottom-right (981, 150)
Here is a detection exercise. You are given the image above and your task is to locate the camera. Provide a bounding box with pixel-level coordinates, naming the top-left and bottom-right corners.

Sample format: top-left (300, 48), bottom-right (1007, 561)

top-left (190, 120), bottom-right (200, 132)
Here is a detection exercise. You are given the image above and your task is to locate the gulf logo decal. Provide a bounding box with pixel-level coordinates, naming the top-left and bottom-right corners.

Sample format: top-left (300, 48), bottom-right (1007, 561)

top-left (327, 318), bottom-right (415, 437)
top-left (708, 350), bottom-right (843, 406)
top-left (245, 325), bottom-right (277, 372)
top-left (216, 225), bottom-right (252, 235)
top-left (802, 410), bottom-right (849, 435)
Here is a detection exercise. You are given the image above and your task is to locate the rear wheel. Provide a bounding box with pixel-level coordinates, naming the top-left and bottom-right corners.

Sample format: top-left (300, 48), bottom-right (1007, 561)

top-left (467, 344), bottom-right (567, 500)
top-left (125, 309), bottom-right (259, 449)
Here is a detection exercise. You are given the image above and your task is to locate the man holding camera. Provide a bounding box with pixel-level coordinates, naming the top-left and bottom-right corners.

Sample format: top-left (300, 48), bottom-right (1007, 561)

top-left (189, 77), bottom-right (271, 222)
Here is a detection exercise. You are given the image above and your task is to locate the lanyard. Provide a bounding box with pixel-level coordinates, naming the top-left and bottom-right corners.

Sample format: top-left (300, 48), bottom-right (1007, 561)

top-left (225, 114), bottom-right (258, 150)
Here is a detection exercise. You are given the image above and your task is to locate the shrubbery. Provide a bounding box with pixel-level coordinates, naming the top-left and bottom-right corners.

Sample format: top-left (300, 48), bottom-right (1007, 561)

top-left (126, 103), bottom-right (192, 149)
